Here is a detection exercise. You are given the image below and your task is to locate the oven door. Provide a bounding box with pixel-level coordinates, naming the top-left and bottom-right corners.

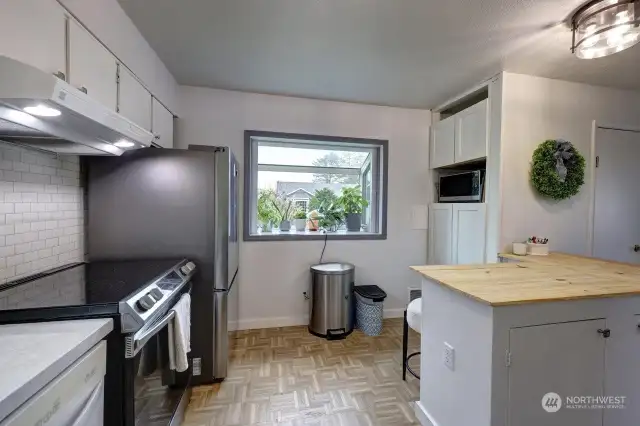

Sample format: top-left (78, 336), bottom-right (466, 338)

top-left (123, 304), bottom-right (191, 425)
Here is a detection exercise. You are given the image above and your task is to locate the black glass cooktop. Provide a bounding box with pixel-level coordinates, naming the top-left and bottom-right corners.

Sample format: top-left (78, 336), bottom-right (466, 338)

top-left (0, 259), bottom-right (183, 311)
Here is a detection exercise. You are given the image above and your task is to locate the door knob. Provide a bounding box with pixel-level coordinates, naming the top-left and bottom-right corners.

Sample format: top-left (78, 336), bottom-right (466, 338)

top-left (634, 245), bottom-right (640, 252)
top-left (597, 328), bottom-right (611, 338)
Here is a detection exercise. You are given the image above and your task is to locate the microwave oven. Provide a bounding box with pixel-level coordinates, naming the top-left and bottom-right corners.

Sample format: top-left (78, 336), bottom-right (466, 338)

top-left (438, 170), bottom-right (484, 202)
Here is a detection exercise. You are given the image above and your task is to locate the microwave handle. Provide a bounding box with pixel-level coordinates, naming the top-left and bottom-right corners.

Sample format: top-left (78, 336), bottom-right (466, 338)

top-left (125, 310), bottom-right (175, 358)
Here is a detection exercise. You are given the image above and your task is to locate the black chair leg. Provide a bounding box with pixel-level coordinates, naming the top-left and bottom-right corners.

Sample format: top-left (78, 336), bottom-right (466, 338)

top-left (402, 310), bottom-right (408, 381)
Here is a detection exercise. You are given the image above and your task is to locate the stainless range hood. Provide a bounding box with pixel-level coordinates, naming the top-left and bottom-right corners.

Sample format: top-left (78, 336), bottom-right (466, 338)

top-left (0, 56), bottom-right (154, 155)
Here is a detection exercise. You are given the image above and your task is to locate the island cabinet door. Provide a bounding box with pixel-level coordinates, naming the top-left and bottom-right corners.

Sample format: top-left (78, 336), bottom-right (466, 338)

top-left (507, 319), bottom-right (607, 426)
top-left (428, 204), bottom-right (453, 265)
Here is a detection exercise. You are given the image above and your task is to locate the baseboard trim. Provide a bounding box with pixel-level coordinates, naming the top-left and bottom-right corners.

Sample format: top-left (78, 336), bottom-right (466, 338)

top-left (232, 308), bottom-right (405, 331)
top-left (414, 401), bottom-right (438, 426)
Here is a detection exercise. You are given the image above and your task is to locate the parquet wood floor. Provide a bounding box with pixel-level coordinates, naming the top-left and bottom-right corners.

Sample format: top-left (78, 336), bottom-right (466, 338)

top-left (183, 318), bottom-right (421, 426)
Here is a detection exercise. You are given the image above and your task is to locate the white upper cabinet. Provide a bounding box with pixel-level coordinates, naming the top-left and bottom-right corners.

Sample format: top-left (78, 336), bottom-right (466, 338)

top-left (69, 19), bottom-right (118, 110)
top-left (451, 203), bottom-right (486, 264)
top-left (455, 99), bottom-right (488, 164)
top-left (0, 0), bottom-right (66, 77)
top-left (117, 65), bottom-right (152, 131)
top-left (430, 99), bottom-right (488, 169)
top-left (152, 98), bottom-right (174, 148)
top-left (430, 115), bottom-right (456, 168)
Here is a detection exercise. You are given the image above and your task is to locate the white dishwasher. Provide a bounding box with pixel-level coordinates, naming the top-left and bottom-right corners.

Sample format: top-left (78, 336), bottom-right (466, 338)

top-left (1, 341), bottom-right (107, 426)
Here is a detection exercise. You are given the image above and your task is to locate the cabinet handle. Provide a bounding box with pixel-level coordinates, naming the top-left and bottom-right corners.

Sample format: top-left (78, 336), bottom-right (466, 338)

top-left (634, 245), bottom-right (640, 252)
top-left (79, 86), bottom-right (88, 94)
top-left (52, 71), bottom-right (66, 81)
top-left (597, 328), bottom-right (611, 338)
top-left (154, 135), bottom-right (161, 140)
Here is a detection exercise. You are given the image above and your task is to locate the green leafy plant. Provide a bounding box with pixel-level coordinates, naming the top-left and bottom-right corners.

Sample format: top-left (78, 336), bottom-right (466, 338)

top-left (309, 188), bottom-right (338, 211)
top-left (294, 210), bottom-right (307, 219)
top-left (271, 193), bottom-right (296, 222)
top-left (257, 189), bottom-right (280, 225)
top-left (338, 186), bottom-right (369, 214)
top-left (530, 140), bottom-right (585, 201)
top-left (317, 201), bottom-right (344, 232)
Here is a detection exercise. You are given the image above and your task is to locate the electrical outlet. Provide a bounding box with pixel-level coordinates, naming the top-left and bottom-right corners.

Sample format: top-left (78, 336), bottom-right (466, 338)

top-left (443, 343), bottom-right (455, 371)
top-left (192, 357), bottom-right (202, 376)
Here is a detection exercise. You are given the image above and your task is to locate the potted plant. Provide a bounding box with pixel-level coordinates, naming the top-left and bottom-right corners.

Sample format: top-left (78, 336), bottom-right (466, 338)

top-left (257, 189), bottom-right (279, 232)
top-left (293, 210), bottom-right (307, 231)
top-left (307, 210), bottom-right (320, 231)
top-left (338, 186), bottom-right (368, 232)
top-left (271, 193), bottom-right (295, 232)
top-left (318, 201), bottom-right (344, 232)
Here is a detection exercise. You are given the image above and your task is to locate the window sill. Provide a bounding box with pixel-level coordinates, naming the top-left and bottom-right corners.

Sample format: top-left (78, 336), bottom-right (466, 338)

top-left (244, 230), bottom-right (387, 241)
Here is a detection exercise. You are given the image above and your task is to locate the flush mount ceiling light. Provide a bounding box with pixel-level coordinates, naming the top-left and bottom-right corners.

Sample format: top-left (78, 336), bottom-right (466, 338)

top-left (572, 0), bottom-right (640, 58)
top-left (23, 104), bottom-right (61, 117)
top-left (114, 139), bottom-right (135, 148)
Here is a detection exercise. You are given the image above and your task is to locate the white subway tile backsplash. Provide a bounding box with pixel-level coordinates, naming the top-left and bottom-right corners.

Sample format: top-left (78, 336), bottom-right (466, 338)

top-left (0, 142), bottom-right (84, 283)
top-left (0, 203), bottom-right (14, 214)
top-left (15, 203), bottom-right (30, 213)
top-left (5, 214), bottom-right (22, 224)
top-left (22, 193), bottom-right (38, 203)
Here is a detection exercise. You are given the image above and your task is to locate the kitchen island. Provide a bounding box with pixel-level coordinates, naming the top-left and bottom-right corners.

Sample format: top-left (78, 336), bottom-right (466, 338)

top-left (411, 253), bottom-right (640, 426)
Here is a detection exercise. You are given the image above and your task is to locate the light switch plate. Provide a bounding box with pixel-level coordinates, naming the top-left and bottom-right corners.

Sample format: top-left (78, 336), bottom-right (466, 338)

top-left (443, 342), bottom-right (455, 371)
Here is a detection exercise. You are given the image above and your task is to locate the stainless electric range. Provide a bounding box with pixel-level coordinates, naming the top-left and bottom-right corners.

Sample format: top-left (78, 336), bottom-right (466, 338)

top-left (0, 258), bottom-right (196, 426)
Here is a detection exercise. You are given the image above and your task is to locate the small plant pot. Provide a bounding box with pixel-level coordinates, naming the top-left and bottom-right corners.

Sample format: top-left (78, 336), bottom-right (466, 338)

top-left (308, 219), bottom-right (319, 231)
top-left (294, 219), bottom-right (306, 231)
top-left (280, 220), bottom-right (291, 232)
top-left (346, 213), bottom-right (361, 232)
top-left (512, 242), bottom-right (527, 256)
top-left (262, 222), bottom-right (272, 232)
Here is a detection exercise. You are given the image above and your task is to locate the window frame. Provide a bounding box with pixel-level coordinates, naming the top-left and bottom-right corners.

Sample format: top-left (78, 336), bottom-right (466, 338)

top-left (243, 130), bottom-right (388, 241)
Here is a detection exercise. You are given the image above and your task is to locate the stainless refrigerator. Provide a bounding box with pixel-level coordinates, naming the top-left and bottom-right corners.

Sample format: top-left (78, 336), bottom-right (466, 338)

top-left (86, 146), bottom-right (239, 385)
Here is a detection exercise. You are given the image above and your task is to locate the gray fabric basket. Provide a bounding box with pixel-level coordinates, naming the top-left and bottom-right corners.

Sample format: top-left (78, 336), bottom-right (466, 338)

top-left (355, 292), bottom-right (384, 336)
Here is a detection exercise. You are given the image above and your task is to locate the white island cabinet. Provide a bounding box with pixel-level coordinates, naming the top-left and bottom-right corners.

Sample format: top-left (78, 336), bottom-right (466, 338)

top-left (411, 253), bottom-right (640, 426)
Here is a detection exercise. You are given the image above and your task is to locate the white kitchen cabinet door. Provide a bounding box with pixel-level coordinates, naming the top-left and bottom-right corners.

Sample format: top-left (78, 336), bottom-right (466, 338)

top-left (118, 65), bottom-right (152, 131)
top-left (0, 0), bottom-right (66, 77)
top-left (430, 116), bottom-right (455, 169)
top-left (508, 320), bottom-right (606, 426)
top-left (455, 99), bottom-right (488, 163)
top-left (428, 204), bottom-right (453, 265)
top-left (68, 19), bottom-right (118, 110)
top-left (451, 203), bottom-right (486, 264)
top-left (151, 98), bottom-right (174, 148)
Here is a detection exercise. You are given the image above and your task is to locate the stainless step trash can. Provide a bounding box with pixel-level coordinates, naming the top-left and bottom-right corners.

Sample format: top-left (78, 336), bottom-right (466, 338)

top-left (309, 263), bottom-right (355, 339)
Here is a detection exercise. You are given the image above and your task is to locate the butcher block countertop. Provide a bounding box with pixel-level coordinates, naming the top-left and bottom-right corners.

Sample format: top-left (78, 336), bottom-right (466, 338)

top-left (411, 253), bottom-right (640, 306)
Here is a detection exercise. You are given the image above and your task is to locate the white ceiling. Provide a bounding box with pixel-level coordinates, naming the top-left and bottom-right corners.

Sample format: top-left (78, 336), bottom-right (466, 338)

top-left (118, 0), bottom-right (640, 109)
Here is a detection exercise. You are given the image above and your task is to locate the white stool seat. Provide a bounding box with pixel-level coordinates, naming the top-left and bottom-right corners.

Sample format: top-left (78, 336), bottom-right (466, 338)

top-left (407, 298), bottom-right (422, 334)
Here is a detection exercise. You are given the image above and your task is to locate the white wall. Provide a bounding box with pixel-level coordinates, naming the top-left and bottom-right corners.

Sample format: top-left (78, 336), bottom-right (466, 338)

top-left (178, 87), bottom-right (431, 329)
top-left (500, 73), bottom-right (640, 255)
top-left (59, 0), bottom-right (178, 113)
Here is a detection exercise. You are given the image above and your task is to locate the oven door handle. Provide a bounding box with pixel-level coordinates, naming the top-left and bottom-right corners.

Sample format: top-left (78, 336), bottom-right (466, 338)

top-left (125, 310), bottom-right (175, 358)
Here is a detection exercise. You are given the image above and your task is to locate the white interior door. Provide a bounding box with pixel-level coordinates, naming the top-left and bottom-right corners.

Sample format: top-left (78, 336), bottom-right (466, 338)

top-left (593, 127), bottom-right (640, 263)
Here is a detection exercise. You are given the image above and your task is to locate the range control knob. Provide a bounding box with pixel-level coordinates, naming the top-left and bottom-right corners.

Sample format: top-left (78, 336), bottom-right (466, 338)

top-left (186, 262), bottom-right (196, 272)
top-left (149, 288), bottom-right (163, 301)
top-left (136, 295), bottom-right (155, 311)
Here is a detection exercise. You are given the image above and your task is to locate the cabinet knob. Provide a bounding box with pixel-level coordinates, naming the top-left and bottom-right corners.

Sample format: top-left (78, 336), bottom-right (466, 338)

top-left (154, 135), bottom-right (161, 140)
top-left (634, 245), bottom-right (640, 252)
top-left (79, 86), bottom-right (88, 94)
top-left (52, 71), bottom-right (66, 81)
top-left (597, 328), bottom-right (611, 338)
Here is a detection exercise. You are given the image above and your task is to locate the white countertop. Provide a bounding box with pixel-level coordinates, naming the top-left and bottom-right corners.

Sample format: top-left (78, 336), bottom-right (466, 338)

top-left (0, 319), bottom-right (113, 421)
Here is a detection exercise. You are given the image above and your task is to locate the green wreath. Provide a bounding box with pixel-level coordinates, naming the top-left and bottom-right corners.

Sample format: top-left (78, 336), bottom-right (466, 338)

top-left (530, 140), bottom-right (585, 201)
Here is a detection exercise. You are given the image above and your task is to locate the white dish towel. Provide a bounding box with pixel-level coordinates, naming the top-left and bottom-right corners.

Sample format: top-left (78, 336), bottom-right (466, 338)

top-left (168, 293), bottom-right (191, 372)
